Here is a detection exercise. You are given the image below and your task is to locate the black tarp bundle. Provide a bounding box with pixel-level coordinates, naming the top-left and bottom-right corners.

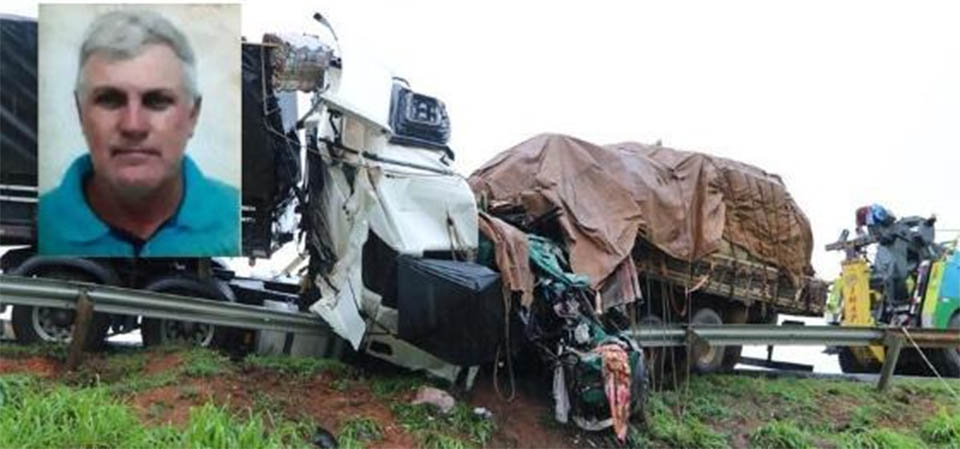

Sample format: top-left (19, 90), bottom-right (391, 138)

top-left (397, 256), bottom-right (505, 366)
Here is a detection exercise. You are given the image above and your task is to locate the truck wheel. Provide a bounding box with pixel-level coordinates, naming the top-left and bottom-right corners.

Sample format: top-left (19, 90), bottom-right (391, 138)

top-left (690, 307), bottom-right (725, 374)
top-left (10, 270), bottom-right (110, 350)
top-left (141, 276), bottom-right (230, 349)
top-left (630, 346), bottom-right (649, 421)
top-left (837, 347), bottom-right (880, 374)
top-left (721, 303), bottom-right (748, 372)
top-left (937, 313), bottom-right (960, 377)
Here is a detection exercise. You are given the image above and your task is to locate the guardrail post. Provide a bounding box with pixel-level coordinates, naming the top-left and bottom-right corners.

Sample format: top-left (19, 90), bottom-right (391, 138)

top-left (876, 335), bottom-right (904, 392)
top-left (65, 289), bottom-right (94, 370)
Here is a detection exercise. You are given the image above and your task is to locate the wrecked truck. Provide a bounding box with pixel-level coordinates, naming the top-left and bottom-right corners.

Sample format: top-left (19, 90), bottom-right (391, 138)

top-left (0, 14), bottom-right (493, 385)
top-left (3, 11), bottom-right (825, 438)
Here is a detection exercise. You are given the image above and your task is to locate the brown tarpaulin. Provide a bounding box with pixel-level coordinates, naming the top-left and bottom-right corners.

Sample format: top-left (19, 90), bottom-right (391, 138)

top-left (468, 134), bottom-right (814, 288)
top-left (478, 212), bottom-right (535, 307)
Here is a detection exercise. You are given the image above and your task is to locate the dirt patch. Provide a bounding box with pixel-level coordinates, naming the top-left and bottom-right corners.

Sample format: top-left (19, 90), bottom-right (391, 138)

top-left (126, 365), bottom-right (420, 448)
top-left (144, 352), bottom-right (182, 376)
top-left (299, 374), bottom-right (419, 449)
top-left (468, 372), bottom-right (583, 449)
top-left (0, 348), bottom-right (599, 448)
top-left (129, 382), bottom-right (211, 427)
top-left (0, 356), bottom-right (60, 377)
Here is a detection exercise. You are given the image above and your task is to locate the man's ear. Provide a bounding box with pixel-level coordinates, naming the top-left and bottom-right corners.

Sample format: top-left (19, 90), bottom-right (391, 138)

top-left (188, 96), bottom-right (202, 137)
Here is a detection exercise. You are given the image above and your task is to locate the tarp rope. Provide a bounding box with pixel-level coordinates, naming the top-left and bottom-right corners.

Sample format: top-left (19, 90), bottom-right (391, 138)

top-left (901, 326), bottom-right (960, 403)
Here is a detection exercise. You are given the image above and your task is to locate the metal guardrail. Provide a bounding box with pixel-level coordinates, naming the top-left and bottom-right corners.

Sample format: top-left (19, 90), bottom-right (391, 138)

top-left (3, 274), bottom-right (956, 348)
top-left (0, 275), bottom-right (328, 335)
top-left (2, 274), bottom-right (957, 389)
top-left (629, 324), bottom-right (960, 348)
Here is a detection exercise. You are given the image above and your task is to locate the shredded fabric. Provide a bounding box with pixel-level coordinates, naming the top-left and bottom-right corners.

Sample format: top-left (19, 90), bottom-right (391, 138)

top-left (593, 344), bottom-right (632, 442)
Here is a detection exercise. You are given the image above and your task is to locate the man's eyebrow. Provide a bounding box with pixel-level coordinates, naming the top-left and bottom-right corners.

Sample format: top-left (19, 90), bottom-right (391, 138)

top-left (142, 88), bottom-right (178, 97)
top-left (88, 86), bottom-right (125, 96)
top-left (86, 85), bottom-right (181, 95)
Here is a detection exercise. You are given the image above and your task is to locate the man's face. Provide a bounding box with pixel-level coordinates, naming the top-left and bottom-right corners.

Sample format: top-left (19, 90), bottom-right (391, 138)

top-left (78, 44), bottom-right (200, 199)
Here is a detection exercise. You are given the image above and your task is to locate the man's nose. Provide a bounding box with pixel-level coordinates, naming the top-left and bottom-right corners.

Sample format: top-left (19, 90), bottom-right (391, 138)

top-left (118, 102), bottom-right (149, 138)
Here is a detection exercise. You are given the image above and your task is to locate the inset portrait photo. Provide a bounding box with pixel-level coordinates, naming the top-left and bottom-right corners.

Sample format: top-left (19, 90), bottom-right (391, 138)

top-left (38, 4), bottom-right (241, 257)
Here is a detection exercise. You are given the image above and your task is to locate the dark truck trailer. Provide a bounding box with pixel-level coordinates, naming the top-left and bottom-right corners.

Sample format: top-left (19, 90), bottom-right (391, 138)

top-left (0, 16), bottom-right (38, 246)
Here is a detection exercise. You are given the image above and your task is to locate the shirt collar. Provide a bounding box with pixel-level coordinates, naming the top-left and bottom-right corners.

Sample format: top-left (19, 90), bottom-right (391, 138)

top-left (59, 154), bottom-right (110, 243)
top-left (58, 153), bottom-right (213, 242)
top-left (170, 156), bottom-right (220, 230)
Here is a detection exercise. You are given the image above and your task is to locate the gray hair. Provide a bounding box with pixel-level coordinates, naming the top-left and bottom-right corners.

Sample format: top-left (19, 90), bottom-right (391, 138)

top-left (75, 9), bottom-right (199, 102)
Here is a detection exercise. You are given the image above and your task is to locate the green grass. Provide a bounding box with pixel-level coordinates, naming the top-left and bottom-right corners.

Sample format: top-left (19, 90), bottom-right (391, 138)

top-left (848, 403), bottom-right (899, 430)
top-left (836, 428), bottom-right (927, 449)
top-left (392, 402), bottom-right (495, 449)
top-left (422, 431), bottom-right (469, 449)
top-left (921, 407), bottom-right (960, 447)
top-left (245, 353), bottom-right (351, 378)
top-left (637, 374), bottom-right (960, 449)
top-left (0, 373), bottom-right (312, 449)
top-left (370, 373), bottom-right (430, 398)
top-left (0, 376), bottom-right (157, 448)
top-left (154, 402), bottom-right (312, 449)
top-left (749, 420), bottom-right (814, 449)
top-left (0, 373), bottom-right (36, 408)
top-left (108, 370), bottom-right (180, 395)
top-left (0, 342), bottom-right (68, 359)
top-left (181, 347), bottom-right (231, 377)
top-left (338, 416), bottom-right (384, 449)
top-left (643, 396), bottom-right (729, 449)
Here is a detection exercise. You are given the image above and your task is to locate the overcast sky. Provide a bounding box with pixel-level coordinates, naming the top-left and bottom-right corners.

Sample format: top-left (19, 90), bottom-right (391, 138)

top-left (7, 0), bottom-right (958, 278)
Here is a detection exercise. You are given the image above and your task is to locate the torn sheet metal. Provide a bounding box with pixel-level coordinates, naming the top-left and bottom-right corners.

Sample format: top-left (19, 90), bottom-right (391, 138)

top-left (363, 333), bottom-right (472, 385)
top-left (308, 155), bottom-right (377, 349)
top-left (319, 36), bottom-right (393, 134)
top-left (367, 143), bottom-right (478, 256)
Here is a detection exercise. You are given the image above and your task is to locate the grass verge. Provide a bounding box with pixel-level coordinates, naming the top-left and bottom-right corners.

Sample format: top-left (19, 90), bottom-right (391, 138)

top-left (0, 373), bottom-right (312, 448)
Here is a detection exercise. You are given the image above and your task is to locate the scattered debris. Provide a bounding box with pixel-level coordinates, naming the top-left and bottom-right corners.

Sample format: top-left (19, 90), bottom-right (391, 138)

top-left (411, 386), bottom-right (456, 414)
top-left (473, 407), bottom-right (493, 420)
top-left (311, 427), bottom-right (337, 449)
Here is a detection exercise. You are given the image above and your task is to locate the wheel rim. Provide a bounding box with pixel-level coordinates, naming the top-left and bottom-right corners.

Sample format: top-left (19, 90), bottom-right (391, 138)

top-left (694, 342), bottom-right (718, 366)
top-left (31, 307), bottom-right (75, 342)
top-left (691, 308), bottom-right (723, 370)
top-left (158, 319), bottom-right (215, 347)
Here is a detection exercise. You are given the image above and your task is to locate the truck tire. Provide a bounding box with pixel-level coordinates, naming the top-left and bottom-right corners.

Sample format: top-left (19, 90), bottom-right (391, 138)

top-left (11, 270), bottom-right (110, 350)
top-left (721, 303), bottom-right (748, 372)
top-left (141, 276), bottom-right (232, 349)
top-left (936, 312), bottom-right (960, 377)
top-left (690, 306), bottom-right (725, 374)
top-left (630, 346), bottom-right (649, 420)
top-left (837, 347), bottom-right (880, 374)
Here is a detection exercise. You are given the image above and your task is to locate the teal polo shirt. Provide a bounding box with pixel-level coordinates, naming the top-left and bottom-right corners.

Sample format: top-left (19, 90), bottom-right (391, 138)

top-left (38, 154), bottom-right (240, 257)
